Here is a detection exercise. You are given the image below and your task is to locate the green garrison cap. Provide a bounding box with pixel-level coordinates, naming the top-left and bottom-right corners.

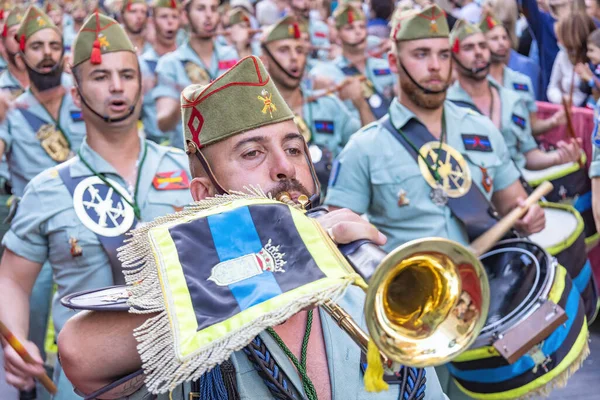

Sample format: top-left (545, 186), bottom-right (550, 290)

top-left (478, 14), bottom-right (501, 34)
top-left (122, 0), bottom-right (147, 13)
top-left (333, 4), bottom-right (365, 29)
top-left (228, 8), bottom-right (251, 26)
top-left (43, 2), bottom-right (62, 14)
top-left (390, 4), bottom-right (449, 42)
top-left (2, 6), bottom-right (26, 37)
top-left (450, 19), bottom-right (481, 53)
top-left (181, 55), bottom-right (294, 151)
top-left (153, 0), bottom-right (179, 9)
top-left (72, 12), bottom-right (136, 67)
top-left (262, 16), bottom-right (307, 44)
top-left (16, 6), bottom-right (59, 52)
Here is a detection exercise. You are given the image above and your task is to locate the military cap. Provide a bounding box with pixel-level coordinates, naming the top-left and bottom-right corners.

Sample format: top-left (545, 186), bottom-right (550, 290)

top-left (262, 16), bottom-right (307, 44)
top-left (450, 19), bottom-right (481, 53)
top-left (228, 8), bottom-right (251, 27)
top-left (478, 14), bottom-right (502, 35)
top-left (72, 12), bottom-right (136, 67)
top-left (16, 6), bottom-right (59, 52)
top-left (333, 4), bottom-right (365, 29)
top-left (153, 0), bottom-right (179, 9)
top-left (181, 55), bottom-right (294, 151)
top-left (390, 4), bottom-right (449, 42)
top-left (122, 0), bottom-right (148, 13)
top-left (43, 2), bottom-right (62, 14)
top-left (1, 6), bottom-right (26, 38)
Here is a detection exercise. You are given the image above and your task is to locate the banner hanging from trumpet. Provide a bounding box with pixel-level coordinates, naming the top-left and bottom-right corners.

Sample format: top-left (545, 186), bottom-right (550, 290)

top-left (119, 190), bottom-right (360, 394)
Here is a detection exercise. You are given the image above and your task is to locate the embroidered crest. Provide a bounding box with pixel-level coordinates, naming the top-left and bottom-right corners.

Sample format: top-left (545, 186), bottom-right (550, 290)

top-left (314, 120), bottom-right (334, 134)
top-left (72, 176), bottom-right (136, 237)
top-left (98, 35), bottom-right (110, 49)
top-left (184, 61), bottom-right (210, 85)
top-left (397, 189), bottom-right (410, 207)
top-left (36, 124), bottom-right (72, 162)
top-left (430, 19), bottom-right (438, 33)
top-left (152, 170), bottom-right (190, 190)
top-left (512, 114), bottom-right (526, 129)
top-left (372, 68), bottom-right (391, 76)
top-left (480, 167), bottom-right (493, 193)
top-left (462, 134), bottom-right (493, 152)
top-left (208, 239), bottom-right (287, 286)
top-left (418, 142), bottom-right (472, 198)
top-left (69, 237), bottom-right (83, 257)
top-left (70, 110), bottom-right (84, 122)
top-left (36, 16), bottom-right (46, 27)
top-left (258, 89), bottom-right (277, 118)
top-left (513, 82), bottom-right (529, 92)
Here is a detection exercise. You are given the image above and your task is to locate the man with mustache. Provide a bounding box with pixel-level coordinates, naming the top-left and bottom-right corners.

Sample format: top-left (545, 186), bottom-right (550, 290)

top-left (153, 0), bottom-right (238, 149)
top-left (446, 20), bottom-right (581, 174)
top-left (0, 12), bottom-right (192, 399)
top-left (325, 6), bottom-right (545, 257)
top-left (55, 55), bottom-right (449, 400)
top-left (140, 0), bottom-right (181, 144)
top-left (121, 0), bottom-right (153, 54)
top-left (62, 0), bottom-right (88, 53)
top-left (481, 15), bottom-right (565, 136)
top-left (261, 16), bottom-right (363, 189)
top-left (309, 4), bottom-right (395, 122)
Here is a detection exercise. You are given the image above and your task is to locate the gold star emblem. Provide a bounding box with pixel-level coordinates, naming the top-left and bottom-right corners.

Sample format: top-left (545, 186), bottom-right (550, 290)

top-left (98, 36), bottom-right (110, 48)
top-left (257, 89), bottom-right (277, 118)
top-left (430, 19), bottom-right (438, 33)
top-left (37, 16), bottom-right (46, 27)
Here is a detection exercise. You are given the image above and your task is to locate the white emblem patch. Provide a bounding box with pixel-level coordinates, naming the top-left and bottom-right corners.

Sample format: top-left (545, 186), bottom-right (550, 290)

top-left (73, 176), bottom-right (136, 237)
top-left (208, 239), bottom-right (287, 286)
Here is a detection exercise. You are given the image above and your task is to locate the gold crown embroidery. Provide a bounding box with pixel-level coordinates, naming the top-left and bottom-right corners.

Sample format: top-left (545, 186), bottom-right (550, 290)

top-left (258, 89), bottom-right (277, 118)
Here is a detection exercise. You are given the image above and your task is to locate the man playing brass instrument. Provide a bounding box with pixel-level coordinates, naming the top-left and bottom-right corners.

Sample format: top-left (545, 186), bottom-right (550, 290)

top-left (55, 55), bottom-right (449, 399)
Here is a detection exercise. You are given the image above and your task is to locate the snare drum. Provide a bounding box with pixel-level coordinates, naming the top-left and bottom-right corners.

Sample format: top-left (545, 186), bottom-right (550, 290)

top-left (528, 202), bottom-right (599, 323)
top-left (449, 239), bottom-right (588, 399)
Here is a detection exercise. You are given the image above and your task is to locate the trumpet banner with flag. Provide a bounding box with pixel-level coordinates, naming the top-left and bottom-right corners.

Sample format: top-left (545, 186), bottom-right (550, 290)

top-left (119, 193), bottom-right (359, 394)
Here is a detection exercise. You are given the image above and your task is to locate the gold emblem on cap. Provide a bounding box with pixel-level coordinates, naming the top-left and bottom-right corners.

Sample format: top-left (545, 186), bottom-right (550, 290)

top-left (258, 89), bottom-right (277, 118)
top-left (418, 141), bottom-right (471, 198)
top-left (36, 16), bottom-right (46, 27)
top-left (430, 19), bottom-right (438, 33)
top-left (36, 124), bottom-right (72, 163)
top-left (98, 35), bottom-right (110, 49)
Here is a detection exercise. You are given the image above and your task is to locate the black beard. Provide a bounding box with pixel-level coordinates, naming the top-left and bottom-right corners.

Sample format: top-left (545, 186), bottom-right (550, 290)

top-left (490, 51), bottom-right (507, 64)
top-left (26, 62), bottom-right (64, 92)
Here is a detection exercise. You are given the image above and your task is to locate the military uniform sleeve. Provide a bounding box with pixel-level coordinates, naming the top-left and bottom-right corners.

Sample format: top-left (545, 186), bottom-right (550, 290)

top-left (489, 124), bottom-right (521, 191)
top-left (324, 132), bottom-right (372, 214)
top-left (152, 57), bottom-right (181, 101)
top-left (329, 96), bottom-right (361, 147)
top-left (2, 182), bottom-right (49, 264)
top-left (0, 117), bottom-right (12, 151)
top-left (516, 105), bottom-right (538, 154)
top-left (522, 76), bottom-right (538, 113)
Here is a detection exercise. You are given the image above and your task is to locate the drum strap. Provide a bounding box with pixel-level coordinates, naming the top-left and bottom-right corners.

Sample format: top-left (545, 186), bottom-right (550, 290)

top-left (380, 114), bottom-right (501, 242)
top-left (340, 65), bottom-right (391, 119)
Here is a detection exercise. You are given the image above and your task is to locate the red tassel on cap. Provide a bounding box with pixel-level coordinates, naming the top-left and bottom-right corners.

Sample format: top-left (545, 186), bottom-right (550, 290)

top-left (127, 1), bottom-right (132, 11)
top-left (452, 38), bottom-right (460, 53)
top-left (19, 34), bottom-right (25, 51)
top-left (486, 16), bottom-right (494, 30)
top-left (90, 39), bottom-right (102, 64)
top-left (348, 9), bottom-right (354, 24)
top-left (292, 22), bottom-right (300, 39)
top-left (0, 10), bottom-right (4, 21)
top-left (170, 0), bottom-right (176, 8)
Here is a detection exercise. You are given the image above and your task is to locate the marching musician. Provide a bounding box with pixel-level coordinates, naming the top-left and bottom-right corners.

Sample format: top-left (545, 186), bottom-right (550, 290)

top-left (309, 4), bottom-right (395, 121)
top-left (56, 55), bottom-right (449, 399)
top-left (0, 12), bottom-right (192, 399)
top-left (152, 0), bottom-right (239, 149)
top-left (62, 0), bottom-right (88, 54)
top-left (480, 14), bottom-right (566, 136)
top-left (0, 6), bottom-right (28, 100)
top-left (446, 20), bottom-right (582, 173)
top-left (120, 0), bottom-right (153, 55)
top-left (140, 0), bottom-right (182, 144)
top-left (285, 0), bottom-right (331, 61)
top-left (223, 8), bottom-right (262, 58)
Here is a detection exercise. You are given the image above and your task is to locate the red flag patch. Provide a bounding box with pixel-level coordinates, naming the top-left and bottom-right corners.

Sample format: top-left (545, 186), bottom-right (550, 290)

top-left (218, 59), bottom-right (238, 70)
top-left (152, 170), bottom-right (190, 190)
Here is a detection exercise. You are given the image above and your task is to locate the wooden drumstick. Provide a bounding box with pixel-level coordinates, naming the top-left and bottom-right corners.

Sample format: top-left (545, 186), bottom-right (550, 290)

top-left (0, 321), bottom-right (57, 395)
top-left (307, 76), bottom-right (368, 103)
top-left (469, 181), bottom-right (553, 257)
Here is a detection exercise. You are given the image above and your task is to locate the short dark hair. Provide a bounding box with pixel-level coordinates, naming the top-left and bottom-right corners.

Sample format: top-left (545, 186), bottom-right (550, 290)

top-left (589, 29), bottom-right (600, 49)
top-left (370, 0), bottom-right (394, 20)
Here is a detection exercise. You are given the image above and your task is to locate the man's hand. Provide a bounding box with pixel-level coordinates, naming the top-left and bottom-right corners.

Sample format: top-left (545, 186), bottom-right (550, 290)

top-left (549, 108), bottom-right (566, 128)
top-left (514, 199), bottom-right (546, 235)
top-left (338, 77), bottom-right (365, 104)
top-left (554, 138), bottom-right (582, 165)
top-left (3, 339), bottom-right (45, 391)
top-left (316, 208), bottom-right (387, 245)
top-left (229, 24), bottom-right (251, 46)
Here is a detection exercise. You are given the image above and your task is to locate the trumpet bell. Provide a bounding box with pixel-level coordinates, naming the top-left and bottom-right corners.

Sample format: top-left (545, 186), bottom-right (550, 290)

top-left (365, 238), bottom-right (490, 367)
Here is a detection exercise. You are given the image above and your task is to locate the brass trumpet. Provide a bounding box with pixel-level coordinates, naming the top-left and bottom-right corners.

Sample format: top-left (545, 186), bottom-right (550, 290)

top-left (277, 181), bottom-right (552, 367)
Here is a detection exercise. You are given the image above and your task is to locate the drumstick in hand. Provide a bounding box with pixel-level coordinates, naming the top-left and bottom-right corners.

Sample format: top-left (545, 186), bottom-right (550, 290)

top-left (307, 76), bottom-right (368, 103)
top-left (469, 181), bottom-right (553, 257)
top-left (0, 321), bottom-right (57, 395)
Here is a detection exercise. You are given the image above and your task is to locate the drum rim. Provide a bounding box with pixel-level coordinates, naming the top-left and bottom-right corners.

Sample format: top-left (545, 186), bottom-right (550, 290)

top-left (527, 202), bottom-right (584, 255)
top-left (473, 239), bottom-right (555, 348)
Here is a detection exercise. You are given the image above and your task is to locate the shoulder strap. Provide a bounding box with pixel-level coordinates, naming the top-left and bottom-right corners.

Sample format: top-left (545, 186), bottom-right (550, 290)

top-left (380, 115), bottom-right (501, 242)
top-left (56, 162), bottom-right (137, 285)
top-left (17, 108), bottom-right (48, 133)
top-left (145, 59), bottom-right (158, 74)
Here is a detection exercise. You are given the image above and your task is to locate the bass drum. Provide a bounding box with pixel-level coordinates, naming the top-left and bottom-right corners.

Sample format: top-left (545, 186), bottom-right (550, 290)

top-left (528, 202), bottom-right (599, 323)
top-left (309, 144), bottom-right (333, 195)
top-left (449, 239), bottom-right (588, 399)
top-left (521, 155), bottom-right (598, 247)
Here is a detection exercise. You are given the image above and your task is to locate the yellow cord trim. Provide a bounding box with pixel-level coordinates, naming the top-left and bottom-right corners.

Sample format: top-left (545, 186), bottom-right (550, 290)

top-left (364, 340), bottom-right (389, 392)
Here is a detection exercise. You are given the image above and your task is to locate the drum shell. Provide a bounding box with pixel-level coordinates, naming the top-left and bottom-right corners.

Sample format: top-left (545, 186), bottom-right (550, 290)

top-left (448, 266), bottom-right (588, 399)
top-left (529, 203), bottom-right (600, 324)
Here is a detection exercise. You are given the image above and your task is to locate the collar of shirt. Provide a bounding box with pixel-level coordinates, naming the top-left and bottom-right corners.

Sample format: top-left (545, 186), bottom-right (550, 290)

top-left (0, 69), bottom-right (22, 89)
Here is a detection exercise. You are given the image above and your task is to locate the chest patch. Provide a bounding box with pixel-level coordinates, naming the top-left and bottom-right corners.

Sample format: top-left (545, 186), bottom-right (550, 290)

top-left (314, 120), bottom-right (334, 134)
top-left (512, 82), bottom-right (529, 92)
top-left (218, 59), bottom-right (238, 70)
top-left (512, 114), bottom-right (526, 129)
top-left (461, 134), bottom-right (493, 152)
top-left (70, 110), bottom-right (84, 122)
top-left (372, 68), bottom-right (391, 76)
top-left (152, 170), bottom-right (190, 190)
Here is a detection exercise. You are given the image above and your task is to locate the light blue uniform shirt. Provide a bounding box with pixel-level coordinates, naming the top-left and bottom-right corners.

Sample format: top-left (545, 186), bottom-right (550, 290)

top-left (0, 69), bottom-right (24, 98)
top-left (309, 18), bottom-right (330, 61)
top-left (309, 55), bottom-right (396, 120)
top-left (0, 89), bottom-right (86, 196)
top-left (63, 23), bottom-right (78, 53)
top-left (325, 99), bottom-right (520, 251)
top-left (447, 79), bottom-right (537, 170)
top-left (127, 286), bottom-right (449, 400)
top-left (589, 101), bottom-right (600, 178)
top-left (492, 65), bottom-right (538, 113)
top-left (153, 40), bottom-right (239, 149)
